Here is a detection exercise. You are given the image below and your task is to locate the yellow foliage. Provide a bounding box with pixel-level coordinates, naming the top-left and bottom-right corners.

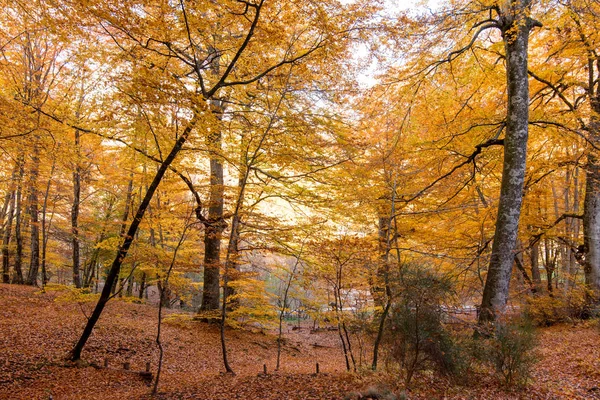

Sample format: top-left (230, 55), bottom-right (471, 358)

top-left (228, 274), bottom-right (277, 331)
top-left (163, 313), bottom-right (196, 328)
top-left (525, 286), bottom-right (590, 326)
top-left (116, 296), bottom-right (145, 304)
top-left (53, 287), bottom-right (100, 304)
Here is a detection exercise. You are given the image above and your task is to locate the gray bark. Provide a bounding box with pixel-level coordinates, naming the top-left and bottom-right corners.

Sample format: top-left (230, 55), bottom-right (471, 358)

top-left (200, 100), bottom-right (225, 312)
top-left (583, 112), bottom-right (600, 299)
top-left (41, 161), bottom-right (55, 286)
top-left (2, 191), bottom-right (15, 284)
top-left (2, 162), bottom-right (19, 283)
top-left (479, 1), bottom-right (538, 323)
top-left (582, 23), bottom-right (600, 300)
top-left (26, 139), bottom-right (41, 286)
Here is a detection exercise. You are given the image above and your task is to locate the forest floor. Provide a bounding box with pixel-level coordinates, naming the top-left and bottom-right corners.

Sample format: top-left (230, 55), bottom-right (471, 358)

top-left (1, 283), bottom-right (599, 399)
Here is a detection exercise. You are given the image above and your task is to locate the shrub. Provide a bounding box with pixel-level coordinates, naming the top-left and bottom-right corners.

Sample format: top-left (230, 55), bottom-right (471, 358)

top-left (385, 266), bottom-right (467, 387)
top-left (525, 286), bottom-right (593, 326)
top-left (525, 294), bottom-right (567, 326)
top-left (483, 319), bottom-right (537, 387)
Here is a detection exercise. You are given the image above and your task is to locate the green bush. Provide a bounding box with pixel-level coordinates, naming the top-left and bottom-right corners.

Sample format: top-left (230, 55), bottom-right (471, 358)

top-left (385, 266), bottom-right (468, 387)
top-left (482, 319), bottom-right (537, 387)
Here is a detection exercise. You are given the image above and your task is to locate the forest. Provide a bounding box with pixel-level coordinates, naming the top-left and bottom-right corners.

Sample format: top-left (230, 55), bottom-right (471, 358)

top-left (1, 0), bottom-right (599, 399)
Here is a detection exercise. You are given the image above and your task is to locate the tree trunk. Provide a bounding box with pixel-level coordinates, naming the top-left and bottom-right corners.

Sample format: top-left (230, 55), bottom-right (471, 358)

top-left (72, 128), bottom-right (82, 288)
top-left (13, 154), bottom-right (25, 284)
top-left (83, 198), bottom-right (114, 288)
top-left (2, 192), bottom-right (15, 284)
top-left (530, 242), bottom-right (542, 290)
top-left (112, 175), bottom-right (133, 294)
top-left (583, 116), bottom-right (600, 301)
top-left (41, 161), bottom-right (55, 286)
top-left (138, 272), bottom-right (146, 299)
top-left (479, 2), bottom-right (537, 323)
top-left (70, 115), bottom-right (197, 361)
top-left (567, 166), bottom-right (581, 293)
top-left (2, 162), bottom-right (19, 283)
top-left (26, 140), bottom-right (41, 286)
top-left (200, 101), bottom-right (225, 312)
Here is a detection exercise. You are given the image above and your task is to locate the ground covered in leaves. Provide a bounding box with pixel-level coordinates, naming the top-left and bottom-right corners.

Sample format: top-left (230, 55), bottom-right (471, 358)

top-left (1, 284), bottom-right (599, 399)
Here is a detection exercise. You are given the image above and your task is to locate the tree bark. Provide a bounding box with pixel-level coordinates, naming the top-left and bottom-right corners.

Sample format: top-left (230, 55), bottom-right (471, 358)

top-left (200, 100), bottom-right (225, 312)
top-left (583, 112), bottom-right (600, 301)
top-left (112, 175), bottom-right (133, 294)
top-left (2, 192), bottom-right (15, 284)
top-left (13, 154), bottom-right (25, 284)
top-left (41, 162), bottom-right (55, 286)
top-left (71, 128), bottom-right (82, 288)
top-left (2, 162), bottom-right (19, 283)
top-left (479, 1), bottom-right (538, 323)
top-left (26, 139), bottom-right (41, 286)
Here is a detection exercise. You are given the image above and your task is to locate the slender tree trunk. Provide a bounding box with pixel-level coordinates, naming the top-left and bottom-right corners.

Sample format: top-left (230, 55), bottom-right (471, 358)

top-left (112, 175), bottom-right (133, 294)
top-left (566, 166), bottom-right (580, 293)
top-left (514, 253), bottom-right (535, 293)
top-left (218, 139), bottom-right (249, 374)
top-left (26, 139), bottom-right (41, 286)
top-left (276, 248), bottom-right (303, 370)
top-left (83, 199), bottom-right (114, 288)
top-left (2, 192), bottom-right (15, 284)
top-left (41, 161), bottom-right (55, 286)
top-left (372, 178), bottom-right (396, 370)
top-left (530, 242), bottom-right (542, 290)
top-left (70, 115), bottom-right (197, 361)
top-left (72, 128), bottom-right (82, 288)
top-left (200, 102), bottom-right (225, 311)
top-left (138, 272), bottom-right (146, 299)
top-left (153, 220), bottom-right (189, 394)
top-left (13, 154), bottom-right (25, 284)
top-left (2, 162), bottom-right (19, 284)
top-left (479, 2), bottom-right (538, 323)
top-left (0, 175), bottom-right (12, 246)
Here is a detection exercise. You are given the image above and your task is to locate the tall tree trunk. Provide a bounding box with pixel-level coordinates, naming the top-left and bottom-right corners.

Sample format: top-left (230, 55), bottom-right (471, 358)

top-left (583, 116), bottom-right (600, 302)
top-left (2, 192), bottom-right (15, 284)
top-left (26, 140), bottom-right (41, 286)
top-left (479, 1), bottom-right (538, 323)
top-left (566, 166), bottom-right (581, 293)
top-left (543, 239), bottom-right (556, 295)
top-left (200, 100), bottom-right (225, 312)
top-left (372, 178), bottom-right (396, 370)
top-left (2, 162), bottom-right (19, 283)
top-left (13, 154), bottom-right (25, 284)
top-left (582, 28), bottom-right (600, 302)
top-left (72, 128), bottom-right (82, 288)
top-left (222, 148), bottom-right (249, 307)
top-left (138, 272), bottom-right (146, 299)
top-left (112, 175), bottom-right (133, 294)
top-left (83, 198), bottom-right (114, 288)
top-left (530, 242), bottom-right (542, 292)
top-left (41, 160), bottom-right (55, 286)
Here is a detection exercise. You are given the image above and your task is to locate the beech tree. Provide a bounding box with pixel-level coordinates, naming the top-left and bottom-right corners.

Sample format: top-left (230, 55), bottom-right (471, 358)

top-left (57, 0), bottom-right (369, 361)
top-left (478, 0), bottom-right (542, 323)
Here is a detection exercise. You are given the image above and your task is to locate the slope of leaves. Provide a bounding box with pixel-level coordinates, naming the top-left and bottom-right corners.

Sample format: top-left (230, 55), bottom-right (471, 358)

top-left (2, 284), bottom-right (600, 399)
